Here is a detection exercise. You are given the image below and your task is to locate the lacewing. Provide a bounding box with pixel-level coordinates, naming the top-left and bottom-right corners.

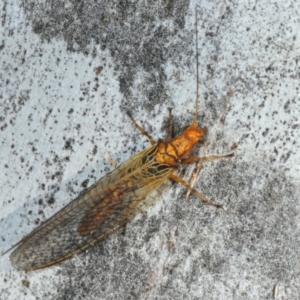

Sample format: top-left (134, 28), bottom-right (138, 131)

top-left (4, 11), bottom-right (233, 271)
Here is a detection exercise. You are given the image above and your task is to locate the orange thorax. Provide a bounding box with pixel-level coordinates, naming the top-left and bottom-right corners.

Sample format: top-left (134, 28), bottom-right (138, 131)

top-left (155, 123), bottom-right (206, 166)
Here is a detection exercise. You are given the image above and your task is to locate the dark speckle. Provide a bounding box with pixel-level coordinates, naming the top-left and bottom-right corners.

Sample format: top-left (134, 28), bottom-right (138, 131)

top-left (81, 179), bottom-right (89, 188)
top-left (51, 171), bottom-right (62, 181)
top-left (47, 196), bottom-right (55, 205)
top-left (262, 128), bottom-right (269, 137)
top-left (284, 100), bottom-right (290, 111)
top-left (94, 66), bottom-right (103, 75)
top-left (32, 20), bottom-right (44, 34)
top-left (43, 108), bottom-right (53, 125)
top-left (21, 279), bottom-right (30, 288)
top-left (65, 141), bottom-right (71, 150)
top-left (92, 145), bottom-right (97, 155)
top-left (64, 138), bottom-right (74, 151)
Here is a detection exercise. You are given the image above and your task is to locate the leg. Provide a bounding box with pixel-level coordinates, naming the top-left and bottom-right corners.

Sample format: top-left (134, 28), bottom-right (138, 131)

top-left (183, 153), bottom-right (234, 199)
top-left (181, 153), bottom-right (234, 164)
top-left (126, 111), bottom-right (156, 145)
top-left (166, 108), bottom-right (174, 141)
top-left (185, 163), bottom-right (203, 200)
top-left (104, 152), bottom-right (117, 167)
top-left (170, 174), bottom-right (223, 208)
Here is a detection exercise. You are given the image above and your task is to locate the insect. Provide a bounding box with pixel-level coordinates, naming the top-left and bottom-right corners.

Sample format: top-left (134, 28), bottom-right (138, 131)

top-left (4, 12), bottom-right (234, 271)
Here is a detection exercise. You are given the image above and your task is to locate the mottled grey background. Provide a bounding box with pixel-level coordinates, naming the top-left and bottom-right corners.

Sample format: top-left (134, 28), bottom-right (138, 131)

top-left (1, 0), bottom-right (300, 299)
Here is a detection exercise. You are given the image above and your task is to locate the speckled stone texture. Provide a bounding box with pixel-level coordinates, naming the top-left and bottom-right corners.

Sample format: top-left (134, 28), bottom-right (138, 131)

top-left (1, 0), bottom-right (300, 299)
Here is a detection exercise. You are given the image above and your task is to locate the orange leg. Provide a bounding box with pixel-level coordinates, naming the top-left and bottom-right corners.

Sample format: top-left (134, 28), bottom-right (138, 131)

top-left (170, 173), bottom-right (222, 208)
top-left (185, 163), bottom-right (203, 200)
top-left (183, 153), bottom-right (234, 199)
top-left (126, 111), bottom-right (156, 145)
top-left (181, 153), bottom-right (234, 164)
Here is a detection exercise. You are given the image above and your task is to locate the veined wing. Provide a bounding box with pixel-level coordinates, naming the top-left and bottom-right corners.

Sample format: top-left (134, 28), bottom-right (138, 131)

top-left (9, 144), bottom-right (174, 271)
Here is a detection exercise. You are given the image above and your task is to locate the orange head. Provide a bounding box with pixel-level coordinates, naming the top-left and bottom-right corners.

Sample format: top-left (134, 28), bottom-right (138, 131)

top-left (183, 123), bottom-right (206, 145)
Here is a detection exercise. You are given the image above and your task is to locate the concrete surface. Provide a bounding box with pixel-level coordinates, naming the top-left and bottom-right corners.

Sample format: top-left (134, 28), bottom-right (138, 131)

top-left (1, 0), bottom-right (300, 299)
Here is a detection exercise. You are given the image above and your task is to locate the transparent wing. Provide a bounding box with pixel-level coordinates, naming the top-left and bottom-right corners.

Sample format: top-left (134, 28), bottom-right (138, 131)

top-left (9, 145), bottom-right (174, 271)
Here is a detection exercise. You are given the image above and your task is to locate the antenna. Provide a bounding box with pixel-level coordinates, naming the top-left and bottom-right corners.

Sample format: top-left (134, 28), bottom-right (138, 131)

top-left (193, 8), bottom-right (199, 125)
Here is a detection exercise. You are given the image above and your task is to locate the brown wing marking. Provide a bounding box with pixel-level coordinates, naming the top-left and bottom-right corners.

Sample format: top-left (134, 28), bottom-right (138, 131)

top-left (78, 186), bottom-right (132, 235)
